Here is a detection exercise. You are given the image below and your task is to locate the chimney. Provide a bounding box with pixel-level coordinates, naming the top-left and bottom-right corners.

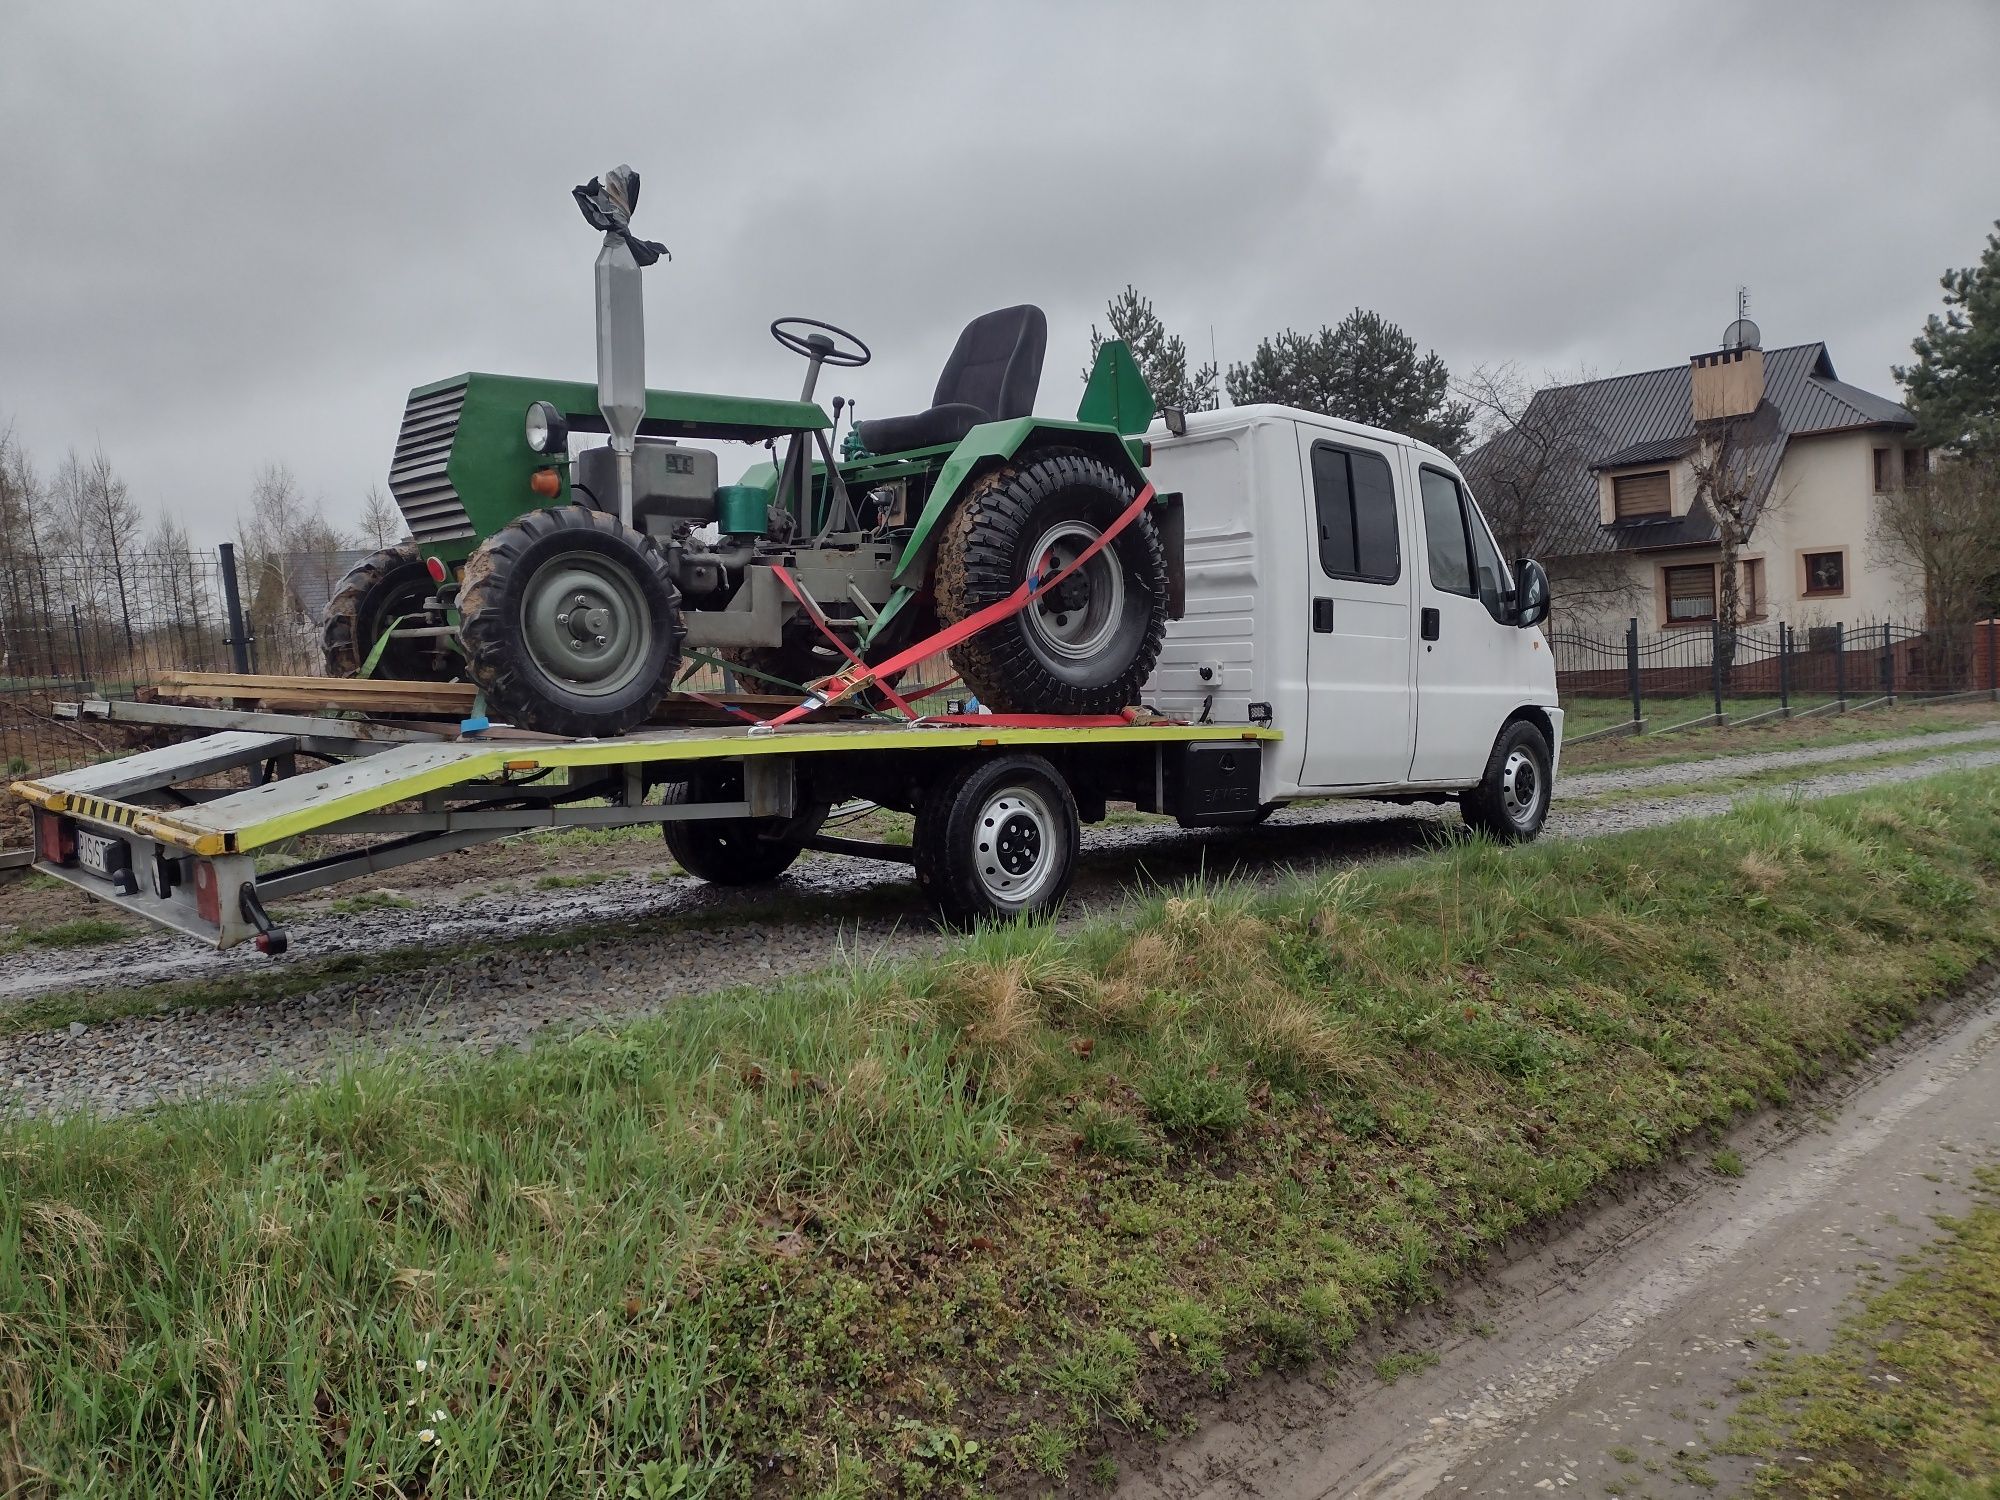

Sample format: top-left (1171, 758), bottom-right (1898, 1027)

top-left (1691, 322), bottom-right (1764, 423)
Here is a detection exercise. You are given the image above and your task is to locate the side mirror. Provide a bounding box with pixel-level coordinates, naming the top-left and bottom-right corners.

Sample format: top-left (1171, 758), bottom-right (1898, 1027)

top-left (1511, 557), bottom-right (1551, 628)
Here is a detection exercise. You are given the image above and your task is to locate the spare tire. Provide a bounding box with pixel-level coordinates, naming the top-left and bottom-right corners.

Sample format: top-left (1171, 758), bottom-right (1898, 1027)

top-left (322, 542), bottom-right (450, 680)
top-left (660, 770), bottom-right (828, 885)
top-left (934, 450), bottom-right (1167, 715)
top-left (459, 505), bottom-right (682, 737)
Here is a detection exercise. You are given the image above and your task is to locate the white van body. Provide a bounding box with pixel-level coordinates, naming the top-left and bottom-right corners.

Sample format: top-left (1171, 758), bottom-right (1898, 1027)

top-left (1142, 405), bottom-right (1562, 805)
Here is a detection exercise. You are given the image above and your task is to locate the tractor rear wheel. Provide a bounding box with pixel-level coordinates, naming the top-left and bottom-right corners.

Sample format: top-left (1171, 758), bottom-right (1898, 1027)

top-left (660, 770), bottom-right (827, 885)
top-left (322, 543), bottom-right (450, 680)
top-left (934, 451), bottom-right (1167, 715)
top-left (459, 505), bottom-right (682, 737)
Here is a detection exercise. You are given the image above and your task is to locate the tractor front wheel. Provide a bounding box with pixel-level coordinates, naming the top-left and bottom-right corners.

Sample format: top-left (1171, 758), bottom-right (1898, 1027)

top-left (459, 506), bottom-right (682, 737)
top-left (934, 451), bottom-right (1167, 715)
top-left (322, 543), bottom-right (450, 680)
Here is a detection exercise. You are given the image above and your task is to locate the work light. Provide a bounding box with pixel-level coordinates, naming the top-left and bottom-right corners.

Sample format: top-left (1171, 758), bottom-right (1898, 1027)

top-left (524, 401), bottom-right (568, 455)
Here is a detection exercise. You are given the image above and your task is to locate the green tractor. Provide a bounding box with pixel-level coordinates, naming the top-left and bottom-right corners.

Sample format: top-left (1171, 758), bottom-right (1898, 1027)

top-left (325, 164), bottom-right (1178, 737)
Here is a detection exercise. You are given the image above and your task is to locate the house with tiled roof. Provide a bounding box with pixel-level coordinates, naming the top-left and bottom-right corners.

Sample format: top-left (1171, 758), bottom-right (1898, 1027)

top-left (1465, 329), bottom-right (1928, 636)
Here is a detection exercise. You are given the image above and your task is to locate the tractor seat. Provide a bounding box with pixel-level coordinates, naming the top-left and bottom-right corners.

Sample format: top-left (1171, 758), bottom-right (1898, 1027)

top-left (855, 304), bottom-right (1047, 455)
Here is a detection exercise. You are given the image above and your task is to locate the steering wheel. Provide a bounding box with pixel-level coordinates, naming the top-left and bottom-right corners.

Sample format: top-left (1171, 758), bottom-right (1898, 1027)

top-left (770, 317), bottom-right (871, 368)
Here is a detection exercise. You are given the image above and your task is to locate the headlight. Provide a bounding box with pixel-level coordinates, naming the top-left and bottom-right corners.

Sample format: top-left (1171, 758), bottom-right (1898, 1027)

top-left (525, 401), bottom-right (568, 455)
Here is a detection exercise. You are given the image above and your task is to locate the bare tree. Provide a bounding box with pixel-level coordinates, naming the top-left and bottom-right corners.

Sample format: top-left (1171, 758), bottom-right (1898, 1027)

top-left (1870, 456), bottom-right (2000, 679)
top-left (358, 484), bottom-right (405, 548)
top-left (0, 425), bottom-right (54, 677)
top-left (1456, 364), bottom-right (1640, 623)
top-left (1686, 402), bottom-right (1786, 659)
top-left (239, 462), bottom-right (355, 671)
top-left (147, 510), bottom-right (213, 669)
top-left (50, 446), bottom-right (144, 658)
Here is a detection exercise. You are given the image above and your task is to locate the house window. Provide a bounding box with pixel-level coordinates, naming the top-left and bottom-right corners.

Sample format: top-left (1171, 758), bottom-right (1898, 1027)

top-left (1742, 557), bottom-right (1764, 619)
top-left (1310, 443), bottom-right (1401, 584)
top-left (1802, 550), bottom-right (1846, 596)
top-left (1664, 563), bottom-right (1717, 624)
top-left (1873, 447), bottom-right (1893, 491)
top-left (1612, 469), bottom-right (1671, 520)
top-left (1905, 447), bottom-right (1928, 484)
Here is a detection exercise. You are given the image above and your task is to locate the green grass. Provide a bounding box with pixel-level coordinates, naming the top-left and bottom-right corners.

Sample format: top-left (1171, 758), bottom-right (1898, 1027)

top-left (1564, 694), bottom-right (1840, 739)
top-left (0, 916), bottom-right (129, 954)
top-left (6, 775), bottom-right (2000, 1496)
top-left (1564, 698), bottom-right (2000, 771)
top-left (1561, 742), bottom-right (1989, 810)
top-left (1719, 1165), bottom-right (2000, 1496)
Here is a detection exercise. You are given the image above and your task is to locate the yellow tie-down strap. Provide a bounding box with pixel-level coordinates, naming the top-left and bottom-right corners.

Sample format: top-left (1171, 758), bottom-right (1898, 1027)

top-left (9, 779), bottom-right (233, 857)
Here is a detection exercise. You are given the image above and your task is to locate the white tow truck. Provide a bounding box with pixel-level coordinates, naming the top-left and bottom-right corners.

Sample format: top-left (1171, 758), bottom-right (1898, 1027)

top-left (11, 406), bottom-right (1559, 953)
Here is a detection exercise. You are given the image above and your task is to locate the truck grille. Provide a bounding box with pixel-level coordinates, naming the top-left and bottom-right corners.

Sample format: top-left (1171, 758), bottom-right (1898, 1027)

top-left (388, 383), bottom-right (475, 544)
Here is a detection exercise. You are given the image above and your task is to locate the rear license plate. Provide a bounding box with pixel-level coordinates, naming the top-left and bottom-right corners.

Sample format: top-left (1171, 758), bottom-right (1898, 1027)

top-left (76, 829), bottom-right (130, 880)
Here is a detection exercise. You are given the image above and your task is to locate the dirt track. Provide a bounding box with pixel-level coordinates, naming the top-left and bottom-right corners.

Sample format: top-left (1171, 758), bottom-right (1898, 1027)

top-left (1120, 975), bottom-right (2000, 1498)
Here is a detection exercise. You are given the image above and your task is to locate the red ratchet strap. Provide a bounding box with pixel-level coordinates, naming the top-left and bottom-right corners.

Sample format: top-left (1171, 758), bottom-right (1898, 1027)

top-left (765, 563), bottom-right (920, 720)
top-left (764, 482), bottom-right (1158, 728)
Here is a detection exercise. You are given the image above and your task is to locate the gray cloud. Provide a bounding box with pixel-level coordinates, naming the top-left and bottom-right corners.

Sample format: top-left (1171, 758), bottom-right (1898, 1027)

top-left (2, 0), bottom-right (1996, 542)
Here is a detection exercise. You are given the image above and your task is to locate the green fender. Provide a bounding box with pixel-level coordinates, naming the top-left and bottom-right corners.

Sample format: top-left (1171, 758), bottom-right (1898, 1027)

top-left (890, 340), bottom-right (1156, 588)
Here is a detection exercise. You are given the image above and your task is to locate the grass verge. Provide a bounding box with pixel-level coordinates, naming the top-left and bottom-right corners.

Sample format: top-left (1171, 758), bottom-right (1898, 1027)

top-left (0, 916), bottom-right (130, 954)
top-left (1562, 698), bottom-right (2000, 772)
top-left (1719, 1165), bottom-right (2000, 1497)
top-left (5, 775), bottom-right (2000, 1497)
top-left (1557, 741), bottom-right (2000, 810)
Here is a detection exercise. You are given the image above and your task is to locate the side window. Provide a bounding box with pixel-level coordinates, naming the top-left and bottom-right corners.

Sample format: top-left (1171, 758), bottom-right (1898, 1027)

top-left (1310, 443), bottom-right (1400, 584)
top-left (1419, 467), bottom-right (1475, 597)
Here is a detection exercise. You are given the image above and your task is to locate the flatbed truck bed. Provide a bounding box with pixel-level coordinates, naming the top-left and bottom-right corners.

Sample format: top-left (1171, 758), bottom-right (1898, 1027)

top-left (11, 688), bottom-right (1279, 951)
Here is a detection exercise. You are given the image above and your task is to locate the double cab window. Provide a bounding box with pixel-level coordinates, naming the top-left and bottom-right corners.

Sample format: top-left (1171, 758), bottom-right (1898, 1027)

top-left (1310, 443), bottom-right (1400, 584)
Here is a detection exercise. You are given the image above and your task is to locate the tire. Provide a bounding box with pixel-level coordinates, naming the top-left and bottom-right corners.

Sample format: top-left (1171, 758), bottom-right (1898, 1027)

top-left (659, 772), bottom-right (828, 885)
top-left (934, 451), bottom-right (1168, 715)
top-left (322, 543), bottom-right (450, 680)
top-left (914, 753), bottom-right (1080, 925)
top-left (459, 506), bottom-right (683, 737)
top-left (1460, 719), bottom-right (1553, 841)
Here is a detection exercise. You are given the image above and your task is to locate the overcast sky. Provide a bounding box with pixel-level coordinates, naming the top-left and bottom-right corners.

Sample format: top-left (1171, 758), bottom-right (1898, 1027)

top-left (3, 0), bottom-right (1997, 545)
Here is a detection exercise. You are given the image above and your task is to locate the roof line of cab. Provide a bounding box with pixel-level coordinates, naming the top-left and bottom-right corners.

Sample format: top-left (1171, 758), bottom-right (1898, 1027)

top-left (1148, 403), bottom-right (1463, 468)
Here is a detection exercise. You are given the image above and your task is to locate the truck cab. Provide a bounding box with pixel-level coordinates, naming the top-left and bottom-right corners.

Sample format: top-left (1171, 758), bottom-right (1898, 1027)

top-left (1144, 405), bottom-right (1561, 817)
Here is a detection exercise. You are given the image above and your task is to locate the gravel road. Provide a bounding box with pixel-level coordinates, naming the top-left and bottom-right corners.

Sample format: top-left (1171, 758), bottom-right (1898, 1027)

top-left (5, 737), bottom-right (1999, 1119)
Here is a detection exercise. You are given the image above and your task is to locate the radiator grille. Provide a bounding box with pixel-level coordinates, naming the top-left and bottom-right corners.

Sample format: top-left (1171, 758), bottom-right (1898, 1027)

top-left (388, 384), bottom-right (475, 544)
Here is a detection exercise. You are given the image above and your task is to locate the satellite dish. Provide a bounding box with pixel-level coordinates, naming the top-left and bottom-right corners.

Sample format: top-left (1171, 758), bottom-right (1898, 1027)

top-left (1723, 317), bottom-right (1761, 351)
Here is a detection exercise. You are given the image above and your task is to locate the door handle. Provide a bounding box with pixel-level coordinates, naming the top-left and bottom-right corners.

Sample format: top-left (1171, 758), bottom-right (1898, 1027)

top-left (1312, 597), bottom-right (1334, 633)
top-left (1420, 606), bottom-right (1440, 641)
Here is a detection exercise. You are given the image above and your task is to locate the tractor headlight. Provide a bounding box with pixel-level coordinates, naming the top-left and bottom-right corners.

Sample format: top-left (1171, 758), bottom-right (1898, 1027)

top-left (524, 401), bottom-right (568, 455)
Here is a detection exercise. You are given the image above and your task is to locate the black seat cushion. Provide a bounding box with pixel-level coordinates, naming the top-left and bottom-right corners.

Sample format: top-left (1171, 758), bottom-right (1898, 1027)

top-left (855, 304), bottom-right (1046, 456)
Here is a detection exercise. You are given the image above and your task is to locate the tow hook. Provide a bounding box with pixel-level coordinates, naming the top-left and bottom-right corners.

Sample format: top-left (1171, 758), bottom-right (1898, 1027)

top-left (240, 887), bottom-right (290, 956)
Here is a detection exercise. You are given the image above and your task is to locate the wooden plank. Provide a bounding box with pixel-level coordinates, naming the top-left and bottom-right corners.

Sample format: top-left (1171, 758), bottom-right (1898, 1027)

top-left (145, 671), bottom-right (851, 725)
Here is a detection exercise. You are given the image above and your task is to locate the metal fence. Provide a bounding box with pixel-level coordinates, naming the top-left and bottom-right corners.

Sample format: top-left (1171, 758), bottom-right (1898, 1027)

top-left (1550, 616), bottom-right (2000, 742)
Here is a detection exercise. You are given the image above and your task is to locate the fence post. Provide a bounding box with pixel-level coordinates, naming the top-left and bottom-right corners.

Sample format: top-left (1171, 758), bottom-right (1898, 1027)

top-left (217, 543), bottom-right (252, 675)
top-left (68, 603), bottom-right (89, 688)
top-left (1710, 618), bottom-right (1724, 721)
top-left (1881, 621), bottom-right (1894, 700)
top-left (1626, 616), bottom-right (1641, 730)
top-left (1778, 621), bottom-right (1791, 715)
top-left (1834, 622), bottom-right (1846, 708)
top-left (1990, 617), bottom-right (1998, 700)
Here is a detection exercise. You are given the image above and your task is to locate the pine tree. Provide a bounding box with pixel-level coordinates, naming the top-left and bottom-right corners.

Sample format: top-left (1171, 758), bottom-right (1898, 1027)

top-left (1225, 308), bottom-right (1474, 455)
top-left (1085, 286), bottom-right (1218, 414)
top-left (1896, 221), bottom-right (2000, 456)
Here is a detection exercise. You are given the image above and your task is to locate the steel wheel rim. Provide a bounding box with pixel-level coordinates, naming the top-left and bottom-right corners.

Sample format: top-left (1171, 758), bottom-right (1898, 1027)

top-left (1027, 520), bottom-right (1124, 662)
top-left (1500, 746), bottom-right (1542, 827)
top-left (521, 550), bottom-right (655, 696)
top-left (970, 783), bottom-right (1058, 907)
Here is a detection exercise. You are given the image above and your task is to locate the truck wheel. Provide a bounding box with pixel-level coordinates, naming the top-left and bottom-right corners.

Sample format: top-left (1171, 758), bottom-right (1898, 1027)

top-left (322, 543), bottom-right (449, 679)
top-left (459, 506), bottom-right (683, 737)
top-left (914, 753), bottom-right (1080, 924)
top-left (935, 451), bottom-right (1167, 715)
top-left (660, 773), bottom-right (827, 884)
top-left (1460, 720), bottom-right (1553, 841)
